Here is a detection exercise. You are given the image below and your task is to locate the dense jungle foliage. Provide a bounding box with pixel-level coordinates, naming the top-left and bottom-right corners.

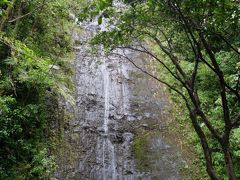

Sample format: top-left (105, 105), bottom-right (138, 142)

top-left (0, 0), bottom-right (81, 179)
top-left (82, 0), bottom-right (240, 179)
top-left (1, 0), bottom-right (239, 179)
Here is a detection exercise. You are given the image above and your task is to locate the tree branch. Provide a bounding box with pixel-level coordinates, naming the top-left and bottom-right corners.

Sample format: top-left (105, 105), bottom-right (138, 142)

top-left (110, 50), bottom-right (190, 105)
top-left (231, 113), bottom-right (240, 129)
top-left (210, 31), bottom-right (240, 56)
top-left (116, 45), bottom-right (185, 84)
top-left (8, 12), bottom-right (32, 23)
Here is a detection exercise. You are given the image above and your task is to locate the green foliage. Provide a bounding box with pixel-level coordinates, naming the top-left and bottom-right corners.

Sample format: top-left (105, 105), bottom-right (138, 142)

top-left (0, 0), bottom-right (79, 178)
top-left (83, 0), bottom-right (240, 179)
top-left (0, 0), bottom-right (11, 16)
top-left (133, 134), bottom-right (150, 171)
top-left (231, 128), bottom-right (240, 177)
top-left (30, 148), bottom-right (56, 179)
top-left (0, 95), bottom-right (54, 179)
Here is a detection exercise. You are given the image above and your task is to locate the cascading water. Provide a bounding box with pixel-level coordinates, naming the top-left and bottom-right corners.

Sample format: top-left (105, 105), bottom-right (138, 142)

top-left (56, 4), bottom-right (185, 180)
top-left (102, 64), bottom-right (110, 133)
top-left (96, 62), bottom-right (117, 180)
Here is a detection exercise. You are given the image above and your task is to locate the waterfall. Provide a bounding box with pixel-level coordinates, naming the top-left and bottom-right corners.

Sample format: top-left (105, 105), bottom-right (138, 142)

top-left (102, 64), bottom-right (110, 133)
top-left (100, 62), bottom-right (117, 179)
top-left (56, 4), bottom-right (184, 180)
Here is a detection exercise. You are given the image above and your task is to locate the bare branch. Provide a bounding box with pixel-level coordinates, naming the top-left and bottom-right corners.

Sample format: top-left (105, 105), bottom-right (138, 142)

top-left (110, 51), bottom-right (190, 106)
top-left (199, 33), bottom-right (232, 130)
top-left (116, 45), bottom-right (185, 84)
top-left (152, 36), bottom-right (191, 87)
top-left (232, 113), bottom-right (240, 129)
top-left (8, 12), bottom-right (32, 23)
top-left (210, 32), bottom-right (240, 56)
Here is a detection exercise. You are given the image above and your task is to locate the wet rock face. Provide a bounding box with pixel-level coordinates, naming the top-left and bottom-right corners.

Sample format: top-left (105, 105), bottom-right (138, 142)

top-left (56, 19), bottom-right (183, 180)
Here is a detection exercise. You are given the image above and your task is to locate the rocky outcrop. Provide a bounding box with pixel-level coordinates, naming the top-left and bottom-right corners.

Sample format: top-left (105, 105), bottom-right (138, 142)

top-left (56, 17), bottom-right (184, 180)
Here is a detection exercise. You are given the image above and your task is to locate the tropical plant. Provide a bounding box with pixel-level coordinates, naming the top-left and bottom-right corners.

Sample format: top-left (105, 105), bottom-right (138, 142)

top-left (82, 0), bottom-right (240, 179)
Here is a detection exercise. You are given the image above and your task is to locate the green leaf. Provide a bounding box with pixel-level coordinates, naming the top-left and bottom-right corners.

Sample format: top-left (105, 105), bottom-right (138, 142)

top-left (98, 15), bottom-right (103, 25)
top-left (4, 57), bottom-right (18, 65)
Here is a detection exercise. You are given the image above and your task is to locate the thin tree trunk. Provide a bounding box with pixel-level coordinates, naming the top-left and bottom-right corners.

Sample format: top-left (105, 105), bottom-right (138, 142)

top-left (189, 110), bottom-right (219, 180)
top-left (222, 145), bottom-right (237, 180)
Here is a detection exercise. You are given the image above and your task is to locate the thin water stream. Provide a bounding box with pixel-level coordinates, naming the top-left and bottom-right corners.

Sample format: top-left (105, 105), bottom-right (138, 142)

top-left (56, 11), bottom-right (185, 180)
